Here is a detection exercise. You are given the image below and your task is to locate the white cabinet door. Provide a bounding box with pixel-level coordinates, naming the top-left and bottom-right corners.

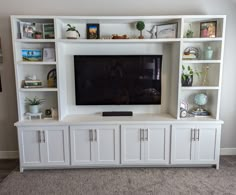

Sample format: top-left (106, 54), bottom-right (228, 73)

top-left (121, 125), bottom-right (144, 164)
top-left (18, 127), bottom-right (43, 167)
top-left (94, 125), bottom-right (120, 165)
top-left (43, 126), bottom-right (69, 166)
top-left (144, 125), bottom-right (170, 164)
top-left (171, 125), bottom-right (195, 164)
top-left (70, 126), bottom-right (95, 165)
top-left (195, 125), bottom-right (221, 163)
top-left (70, 125), bottom-right (120, 166)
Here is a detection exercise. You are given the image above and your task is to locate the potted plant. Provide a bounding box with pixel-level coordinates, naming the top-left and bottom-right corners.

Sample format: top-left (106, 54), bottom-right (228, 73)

top-left (34, 31), bottom-right (43, 39)
top-left (186, 24), bottom-right (193, 38)
top-left (136, 21), bottom-right (145, 39)
top-left (66, 24), bottom-right (80, 39)
top-left (182, 65), bottom-right (200, 86)
top-left (25, 96), bottom-right (45, 114)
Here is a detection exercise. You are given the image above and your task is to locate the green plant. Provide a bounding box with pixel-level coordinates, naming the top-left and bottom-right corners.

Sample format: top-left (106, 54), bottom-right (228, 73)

top-left (34, 31), bottom-right (42, 35)
top-left (182, 65), bottom-right (201, 81)
top-left (186, 29), bottom-right (193, 38)
top-left (66, 24), bottom-right (80, 37)
top-left (186, 24), bottom-right (193, 38)
top-left (25, 96), bottom-right (45, 105)
top-left (136, 21), bottom-right (145, 38)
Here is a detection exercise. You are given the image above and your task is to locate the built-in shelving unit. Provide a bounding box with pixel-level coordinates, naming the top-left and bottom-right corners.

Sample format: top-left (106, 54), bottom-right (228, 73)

top-left (11, 15), bottom-right (226, 121)
top-left (11, 15), bottom-right (226, 172)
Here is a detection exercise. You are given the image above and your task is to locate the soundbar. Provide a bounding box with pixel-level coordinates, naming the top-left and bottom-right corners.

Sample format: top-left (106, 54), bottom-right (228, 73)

top-left (102, 111), bottom-right (133, 117)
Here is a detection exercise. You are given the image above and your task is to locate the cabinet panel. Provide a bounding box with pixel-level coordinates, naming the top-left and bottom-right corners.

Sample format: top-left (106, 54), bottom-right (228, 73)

top-left (171, 125), bottom-right (194, 164)
top-left (44, 126), bottom-right (69, 165)
top-left (121, 126), bottom-right (144, 164)
top-left (195, 125), bottom-right (220, 163)
top-left (95, 125), bottom-right (119, 164)
top-left (70, 126), bottom-right (94, 165)
top-left (145, 125), bottom-right (170, 164)
top-left (19, 128), bottom-right (42, 166)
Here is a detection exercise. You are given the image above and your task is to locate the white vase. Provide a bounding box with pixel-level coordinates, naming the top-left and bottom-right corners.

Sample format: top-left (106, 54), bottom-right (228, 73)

top-left (66, 31), bottom-right (79, 39)
top-left (205, 46), bottom-right (214, 60)
top-left (29, 105), bottom-right (39, 114)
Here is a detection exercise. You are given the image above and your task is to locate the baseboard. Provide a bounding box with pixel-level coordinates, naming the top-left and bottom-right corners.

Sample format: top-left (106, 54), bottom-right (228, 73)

top-left (220, 148), bottom-right (236, 155)
top-left (0, 148), bottom-right (234, 159)
top-left (0, 151), bottom-right (19, 159)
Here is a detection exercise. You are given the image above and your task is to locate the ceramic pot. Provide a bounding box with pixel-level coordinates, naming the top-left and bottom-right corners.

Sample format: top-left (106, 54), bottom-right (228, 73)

top-left (29, 105), bottom-right (39, 114)
top-left (66, 31), bottom-right (79, 39)
top-left (182, 75), bottom-right (193, 86)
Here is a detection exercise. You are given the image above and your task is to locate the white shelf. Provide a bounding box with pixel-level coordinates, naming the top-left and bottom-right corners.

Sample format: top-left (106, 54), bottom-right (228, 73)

top-left (19, 88), bottom-right (58, 92)
top-left (182, 38), bottom-right (223, 42)
top-left (57, 38), bottom-right (181, 43)
top-left (15, 39), bottom-right (55, 43)
top-left (182, 60), bottom-right (221, 64)
top-left (181, 86), bottom-right (219, 90)
top-left (17, 61), bottom-right (57, 65)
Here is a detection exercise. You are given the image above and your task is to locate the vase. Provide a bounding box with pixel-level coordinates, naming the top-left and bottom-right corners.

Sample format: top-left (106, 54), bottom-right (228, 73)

top-left (182, 75), bottom-right (193, 86)
top-left (205, 46), bottom-right (213, 60)
top-left (66, 31), bottom-right (79, 39)
top-left (29, 105), bottom-right (39, 114)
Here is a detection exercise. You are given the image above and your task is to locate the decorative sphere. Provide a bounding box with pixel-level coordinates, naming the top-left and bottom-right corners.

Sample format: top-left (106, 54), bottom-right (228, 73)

top-left (194, 93), bottom-right (208, 106)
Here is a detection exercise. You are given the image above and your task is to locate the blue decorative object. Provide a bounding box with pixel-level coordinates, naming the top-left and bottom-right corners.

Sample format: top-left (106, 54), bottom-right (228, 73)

top-left (194, 93), bottom-right (208, 106)
top-left (191, 93), bottom-right (210, 116)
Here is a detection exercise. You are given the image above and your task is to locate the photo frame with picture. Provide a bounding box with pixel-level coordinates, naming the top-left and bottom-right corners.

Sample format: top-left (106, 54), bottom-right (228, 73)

top-left (87, 24), bottom-right (100, 39)
top-left (156, 23), bottom-right (178, 38)
top-left (200, 21), bottom-right (217, 38)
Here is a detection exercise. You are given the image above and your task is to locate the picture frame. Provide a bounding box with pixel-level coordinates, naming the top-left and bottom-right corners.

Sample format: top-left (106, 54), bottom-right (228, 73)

top-left (43, 48), bottom-right (55, 62)
top-left (156, 23), bottom-right (178, 38)
top-left (20, 22), bottom-right (36, 39)
top-left (43, 23), bottom-right (55, 39)
top-left (87, 24), bottom-right (100, 39)
top-left (200, 21), bottom-right (217, 38)
top-left (22, 49), bottom-right (42, 61)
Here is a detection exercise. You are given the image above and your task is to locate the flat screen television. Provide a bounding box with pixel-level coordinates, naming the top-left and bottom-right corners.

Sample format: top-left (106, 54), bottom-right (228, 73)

top-left (74, 55), bottom-right (162, 105)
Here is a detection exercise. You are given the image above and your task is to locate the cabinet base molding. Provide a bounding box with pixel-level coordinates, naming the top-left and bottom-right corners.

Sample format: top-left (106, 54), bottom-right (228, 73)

top-left (220, 148), bottom-right (236, 155)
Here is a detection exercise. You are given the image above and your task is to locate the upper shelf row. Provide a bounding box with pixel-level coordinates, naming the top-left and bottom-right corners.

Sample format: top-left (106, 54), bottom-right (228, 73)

top-left (11, 15), bottom-right (226, 41)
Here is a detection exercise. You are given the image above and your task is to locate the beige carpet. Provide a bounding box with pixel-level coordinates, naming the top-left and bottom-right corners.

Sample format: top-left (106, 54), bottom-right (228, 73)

top-left (0, 156), bottom-right (236, 195)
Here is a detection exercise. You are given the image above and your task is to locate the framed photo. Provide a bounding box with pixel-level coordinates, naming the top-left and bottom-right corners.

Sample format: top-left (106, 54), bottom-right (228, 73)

top-left (22, 49), bottom-right (42, 61)
top-left (87, 24), bottom-right (100, 39)
top-left (43, 48), bottom-right (55, 62)
top-left (43, 23), bottom-right (55, 39)
top-left (20, 22), bottom-right (36, 39)
top-left (156, 23), bottom-right (178, 38)
top-left (200, 21), bottom-right (217, 38)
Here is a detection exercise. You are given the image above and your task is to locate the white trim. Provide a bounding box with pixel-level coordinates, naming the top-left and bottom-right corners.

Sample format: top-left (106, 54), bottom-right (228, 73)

top-left (220, 148), bottom-right (236, 155)
top-left (0, 151), bottom-right (19, 159)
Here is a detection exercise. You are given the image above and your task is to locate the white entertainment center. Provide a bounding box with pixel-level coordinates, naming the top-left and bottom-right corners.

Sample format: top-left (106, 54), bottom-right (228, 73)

top-left (11, 15), bottom-right (226, 172)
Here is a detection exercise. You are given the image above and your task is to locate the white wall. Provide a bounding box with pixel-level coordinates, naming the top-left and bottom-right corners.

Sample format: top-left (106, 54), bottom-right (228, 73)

top-left (0, 0), bottom-right (235, 155)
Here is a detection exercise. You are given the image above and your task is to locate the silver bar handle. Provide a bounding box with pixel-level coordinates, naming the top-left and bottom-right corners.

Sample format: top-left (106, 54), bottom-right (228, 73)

top-left (94, 129), bottom-right (97, 142)
top-left (89, 129), bottom-right (93, 141)
top-left (43, 131), bottom-right (46, 143)
top-left (140, 129), bottom-right (144, 141)
top-left (145, 129), bottom-right (149, 141)
top-left (196, 129), bottom-right (200, 141)
top-left (191, 128), bottom-right (194, 141)
top-left (38, 131), bottom-right (42, 143)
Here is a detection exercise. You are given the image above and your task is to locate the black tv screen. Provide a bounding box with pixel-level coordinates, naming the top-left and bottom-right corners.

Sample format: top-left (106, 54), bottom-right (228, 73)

top-left (74, 55), bottom-right (162, 105)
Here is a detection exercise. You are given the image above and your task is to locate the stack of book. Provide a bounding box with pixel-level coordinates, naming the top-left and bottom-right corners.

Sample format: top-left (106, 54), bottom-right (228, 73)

top-left (24, 80), bottom-right (42, 88)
